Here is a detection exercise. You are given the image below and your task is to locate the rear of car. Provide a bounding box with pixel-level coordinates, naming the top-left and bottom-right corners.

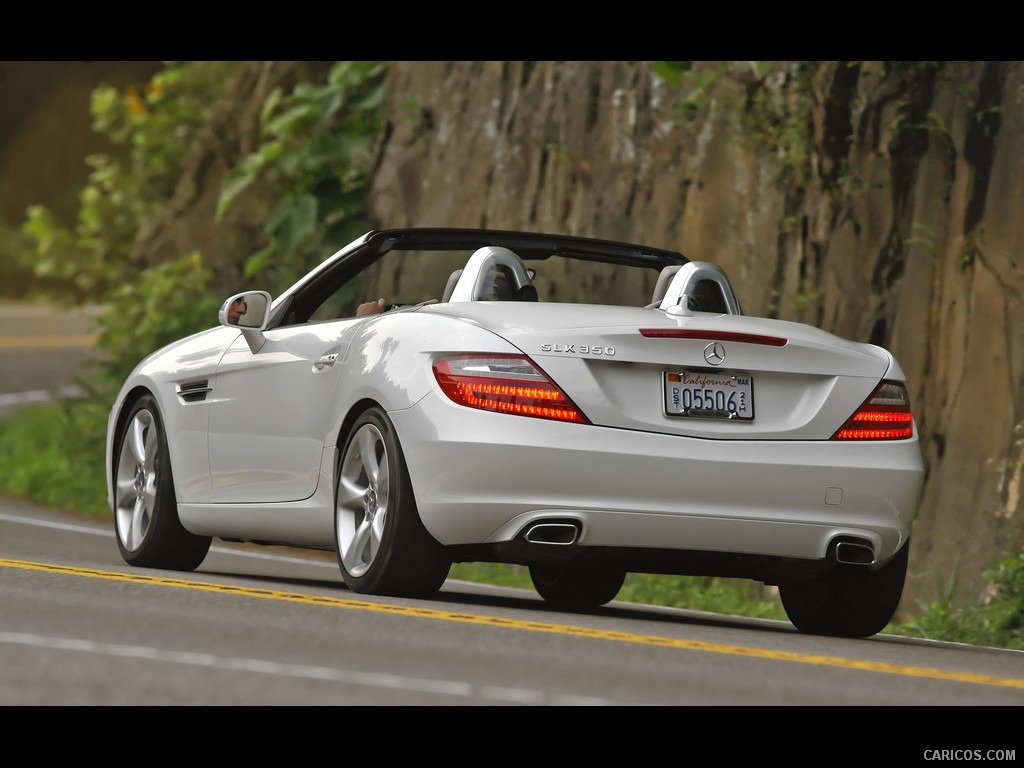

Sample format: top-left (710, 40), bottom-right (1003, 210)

top-left (400, 302), bottom-right (921, 561)
top-left (107, 227), bottom-right (924, 638)
top-left (392, 299), bottom-right (923, 637)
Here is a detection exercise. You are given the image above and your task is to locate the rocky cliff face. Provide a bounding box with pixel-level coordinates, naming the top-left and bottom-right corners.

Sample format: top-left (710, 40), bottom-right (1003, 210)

top-left (369, 61), bottom-right (1024, 616)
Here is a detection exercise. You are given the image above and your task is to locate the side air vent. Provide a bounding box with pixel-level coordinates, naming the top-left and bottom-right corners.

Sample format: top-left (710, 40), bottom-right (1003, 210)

top-left (177, 380), bottom-right (212, 403)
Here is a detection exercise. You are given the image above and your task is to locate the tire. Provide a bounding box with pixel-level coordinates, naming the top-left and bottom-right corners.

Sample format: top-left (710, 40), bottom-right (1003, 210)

top-left (529, 560), bottom-right (626, 610)
top-left (779, 540), bottom-right (910, 639)
top-left (334, 406), bottom-right (450, 597)
top-left (113, 395), bottom-right (211, 571)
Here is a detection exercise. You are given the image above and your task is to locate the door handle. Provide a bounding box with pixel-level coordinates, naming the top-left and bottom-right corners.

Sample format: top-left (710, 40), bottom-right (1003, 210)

top-left (313, 353), bottom-right (338, 370)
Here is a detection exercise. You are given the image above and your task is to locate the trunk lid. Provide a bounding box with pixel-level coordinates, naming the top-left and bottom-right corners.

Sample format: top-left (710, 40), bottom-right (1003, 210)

top-left (427, 302), bottom-right (894, 440)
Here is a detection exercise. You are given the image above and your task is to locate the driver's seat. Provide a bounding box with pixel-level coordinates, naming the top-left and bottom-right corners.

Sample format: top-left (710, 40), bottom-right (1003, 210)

top-left (445, 247), bottom-right (536, 303)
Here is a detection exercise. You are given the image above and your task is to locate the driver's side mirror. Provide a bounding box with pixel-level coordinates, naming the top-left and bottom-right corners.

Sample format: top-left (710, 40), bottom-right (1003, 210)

top-left (219, 291), bottom-right (272, 330)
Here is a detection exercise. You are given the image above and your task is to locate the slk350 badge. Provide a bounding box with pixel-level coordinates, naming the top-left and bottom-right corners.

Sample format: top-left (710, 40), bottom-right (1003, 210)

top-left (540, 343), bottom-right (616, 356)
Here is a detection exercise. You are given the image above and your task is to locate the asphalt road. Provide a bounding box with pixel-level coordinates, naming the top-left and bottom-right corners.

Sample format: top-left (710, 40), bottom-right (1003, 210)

top-left (0, 300), bottom-right (105, 416)
top-left (2, 497), bottom-right (1023, 712)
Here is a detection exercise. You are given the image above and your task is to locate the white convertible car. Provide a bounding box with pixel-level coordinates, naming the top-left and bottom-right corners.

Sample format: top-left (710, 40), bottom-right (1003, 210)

top-left (106, 228), bottom-right (925, 638)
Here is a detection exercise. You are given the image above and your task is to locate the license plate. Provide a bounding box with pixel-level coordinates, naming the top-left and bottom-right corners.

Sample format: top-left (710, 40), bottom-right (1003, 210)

top-left (663, 370), bottom-right (754, 420)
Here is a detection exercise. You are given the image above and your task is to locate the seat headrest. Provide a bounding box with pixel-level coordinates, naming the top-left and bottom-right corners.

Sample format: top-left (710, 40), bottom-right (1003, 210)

top-left (445, 246), bottom-right (537, 303)
top-left (442, 269), bottom-right (464, 302)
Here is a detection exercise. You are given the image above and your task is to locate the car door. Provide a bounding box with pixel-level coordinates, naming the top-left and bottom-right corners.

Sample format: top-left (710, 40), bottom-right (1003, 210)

top-left (206, 320), bottom-right (359, 503)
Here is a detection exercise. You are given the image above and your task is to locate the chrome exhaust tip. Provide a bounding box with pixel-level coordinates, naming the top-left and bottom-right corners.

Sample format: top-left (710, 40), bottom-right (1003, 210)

top-left (832, 539), bottom-right (876, 565)
top-left (523, 522), bottom-right (580, 545)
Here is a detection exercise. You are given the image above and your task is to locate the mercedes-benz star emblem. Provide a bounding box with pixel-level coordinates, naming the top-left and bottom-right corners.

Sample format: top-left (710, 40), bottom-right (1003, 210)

top-left (704, 342), bottom-right (725, 366)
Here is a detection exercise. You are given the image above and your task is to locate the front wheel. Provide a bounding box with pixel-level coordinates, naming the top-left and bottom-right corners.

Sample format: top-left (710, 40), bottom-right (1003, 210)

top-left (113, 395), bottom-right (211, 571)
top-left (334, 406), bottom-right (450, 597)
top-left (529, 560), bottom-right (626, 610)
top-left (779, 540), bottom-right (910, 639)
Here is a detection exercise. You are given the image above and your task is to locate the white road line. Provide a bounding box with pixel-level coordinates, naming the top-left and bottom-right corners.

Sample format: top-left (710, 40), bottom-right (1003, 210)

top-left (0, 511), bottom-right (514, 592)
top-left (0, 510), bottom-right (337, 567)
top-left (0, 386), bottom-right (84, 407)
top-left (0, 510), bottom-right (614, 703)
top-left (0, 631), bottom-right (614, 705)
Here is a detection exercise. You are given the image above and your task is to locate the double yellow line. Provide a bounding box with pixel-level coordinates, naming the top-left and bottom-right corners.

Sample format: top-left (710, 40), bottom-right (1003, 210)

top-left (3, 557), bottom-right (1022, 691)
top-left (0, 335), bottom-right (98, 348)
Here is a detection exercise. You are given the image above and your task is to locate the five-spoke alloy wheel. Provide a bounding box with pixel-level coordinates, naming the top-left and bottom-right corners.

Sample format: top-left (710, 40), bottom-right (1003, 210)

top-left (335, 406), bottom-right (450, 597)
top-left (113, 394), bottom-right (211, 570)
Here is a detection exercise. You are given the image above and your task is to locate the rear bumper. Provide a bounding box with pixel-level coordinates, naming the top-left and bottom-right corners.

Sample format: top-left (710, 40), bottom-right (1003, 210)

top-left (391, 393), bottom-right (924, 564)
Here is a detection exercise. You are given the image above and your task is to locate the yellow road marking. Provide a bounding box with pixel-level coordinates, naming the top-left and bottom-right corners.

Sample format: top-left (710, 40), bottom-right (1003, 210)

top-left (3, 557), bottom-right (1022, 691)
top-left (0, 336), bottom-right (98, 348)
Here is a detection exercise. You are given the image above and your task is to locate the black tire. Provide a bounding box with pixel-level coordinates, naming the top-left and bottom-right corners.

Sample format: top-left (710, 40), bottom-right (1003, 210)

top-left (529, 559), bottom-right (626, 610)
top-left (334, 406), bottom-right (450, 597)
top-left (113, 395), bottom-right (211, 571)
top-left (779, 540), bottom-right (910, 639)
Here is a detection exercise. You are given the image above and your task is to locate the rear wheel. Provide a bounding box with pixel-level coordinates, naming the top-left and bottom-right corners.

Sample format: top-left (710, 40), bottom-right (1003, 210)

top-left (779, 540), bottom-right (910, 639)
top-left (529, 560), bottom-right (626, 610)
top-left (334, 406), bottom-right (450, 597)
top-left (113, 395), bottom-right (211, 571)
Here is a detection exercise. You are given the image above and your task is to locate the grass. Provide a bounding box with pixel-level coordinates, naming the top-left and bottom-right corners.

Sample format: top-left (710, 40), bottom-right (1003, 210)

top-left (0, 400), bottom-right (109, 518)
top-left (449, 562), bottom-right (788, 619)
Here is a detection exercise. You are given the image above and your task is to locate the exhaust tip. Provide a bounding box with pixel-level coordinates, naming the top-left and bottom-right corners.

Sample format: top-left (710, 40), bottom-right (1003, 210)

top-left (523, 521), bottom-right (580, 545)
top-left (832, 538), bottom-right (875, 565)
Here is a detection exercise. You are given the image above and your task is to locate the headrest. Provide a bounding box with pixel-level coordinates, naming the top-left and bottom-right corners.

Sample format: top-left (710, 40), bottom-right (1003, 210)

top-left (442, 269), bottom-right (464, 302)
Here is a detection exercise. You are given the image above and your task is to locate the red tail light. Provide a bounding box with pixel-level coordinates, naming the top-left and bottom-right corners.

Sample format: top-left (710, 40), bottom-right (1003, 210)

top-left (433, 354), bottom-right (589, 424)
top-left (832, 381), bottom-right (914, 440)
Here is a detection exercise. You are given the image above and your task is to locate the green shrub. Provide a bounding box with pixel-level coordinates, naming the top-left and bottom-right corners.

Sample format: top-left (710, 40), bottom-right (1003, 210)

top-left (448, 563), bottom-right (787, 619)
top-left (0, 402), bottom-right (108, 517)
top-left (896, 549), bottom-right (1024, 649)
top-left (17, 63), bottom-right (242, 303)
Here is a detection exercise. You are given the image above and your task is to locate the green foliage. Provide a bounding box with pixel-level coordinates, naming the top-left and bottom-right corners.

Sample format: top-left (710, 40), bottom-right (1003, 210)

top-left (92, 252), bottom-right (222, 386)
top-left (740, 62), bottom-right (816, 184)
top-left (620, 574), bottom-right (787, 619)
top-left (793, 278), bottom-right (824, 312)
top-left (0, 402), bottom-right (109, 517)
top-left (2, 64), bottom-right (236, 512)
top-left (651, 61), bottom-right (692, 89)
top-left (0, 251), bottom-right (221, 517)
top-left (451, 557), bottom-right (1024, 647)
top-left (448, 563), bottom-right (787, 619)
top-left (1, 59), bottom-right (389, 522)
top-left (401, 95), bottom-right (433, 141)
top-left (1, 215), bottom-right (58, 299)
top-left (656, 61), bottom-right (814, 185)
top-left (218, 61), bottom-right (389, 289)
top-left (897, 549), bottom-right (1024, 649)
top-left (958, 225), bottom-right (984, 269)
top-left (16, 62), bottom-right (241, 302)
top-left (665, 63), bottom-right (730, 123)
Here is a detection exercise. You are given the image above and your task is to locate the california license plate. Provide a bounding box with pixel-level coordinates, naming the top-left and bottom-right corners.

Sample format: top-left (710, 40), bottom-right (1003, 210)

top-left (663, 370), bottom-right (754, 420)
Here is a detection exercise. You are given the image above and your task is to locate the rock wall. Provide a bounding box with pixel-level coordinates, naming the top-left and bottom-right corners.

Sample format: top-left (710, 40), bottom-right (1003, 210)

top-left (369, 61), bottom-right (1024, 617)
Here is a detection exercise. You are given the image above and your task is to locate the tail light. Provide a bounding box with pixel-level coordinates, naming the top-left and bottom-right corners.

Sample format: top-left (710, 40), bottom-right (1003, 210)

top-left (432, 354), bottom-right (589, 424)
top-left (832, 381), bottom-right (914, 440)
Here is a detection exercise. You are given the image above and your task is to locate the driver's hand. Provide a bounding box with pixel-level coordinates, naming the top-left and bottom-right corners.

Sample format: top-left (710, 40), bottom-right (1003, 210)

top-left (356, 298), bottom-right (386, 317)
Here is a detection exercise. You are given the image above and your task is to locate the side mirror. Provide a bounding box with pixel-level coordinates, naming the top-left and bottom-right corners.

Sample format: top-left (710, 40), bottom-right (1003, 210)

top-left (220, 291), bottom-right (272, 330)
